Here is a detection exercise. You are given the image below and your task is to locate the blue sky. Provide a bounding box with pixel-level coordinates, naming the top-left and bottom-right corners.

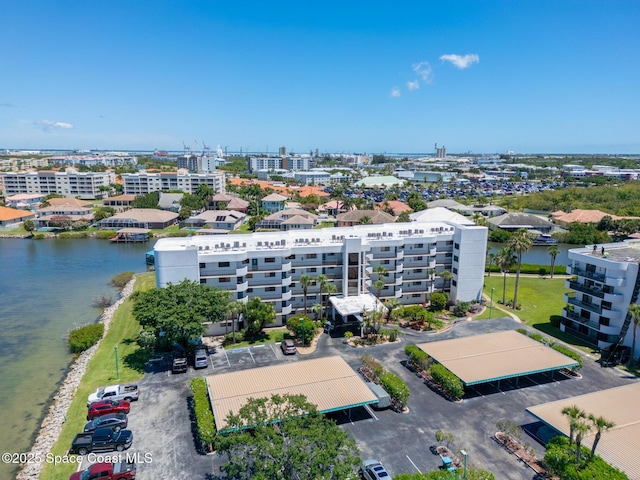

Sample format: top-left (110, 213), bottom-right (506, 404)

top-left (1, 1), bottom-right (639, 154)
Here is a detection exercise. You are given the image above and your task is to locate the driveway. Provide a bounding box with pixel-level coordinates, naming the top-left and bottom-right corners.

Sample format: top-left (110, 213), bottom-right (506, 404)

top-left (123, 319), bottom-right (636, 479)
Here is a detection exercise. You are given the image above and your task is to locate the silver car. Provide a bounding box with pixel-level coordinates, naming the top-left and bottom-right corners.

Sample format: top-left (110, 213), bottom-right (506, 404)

top-left (359, 459), bottom-right (390, 480)
top-left (193, 348), bottom-right (208, 369)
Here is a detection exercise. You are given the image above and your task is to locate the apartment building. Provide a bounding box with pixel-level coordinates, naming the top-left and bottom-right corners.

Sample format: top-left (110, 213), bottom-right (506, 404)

top-left (249, 156), bottom-right (310, 172)
top-left (120, 169), bottom-right (225, 196)
top-left (563, 240), bottom-right (640, 358)
top-left (0, 168), bottom-right (115, 199)
top-left (154, 221), bottom-right (487, 332)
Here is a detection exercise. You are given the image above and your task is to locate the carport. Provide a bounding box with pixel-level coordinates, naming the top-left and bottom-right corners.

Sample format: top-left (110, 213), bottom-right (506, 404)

top-left (205, 356), bottom-right (378, 432)
top-left (417, 330), bottom-right (579, 389)
top-left (526, 383), bottom-right (640, 479)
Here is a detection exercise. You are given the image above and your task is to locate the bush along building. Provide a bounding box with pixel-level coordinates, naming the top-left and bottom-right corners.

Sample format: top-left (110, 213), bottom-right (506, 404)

top-left (153, 221), bottom-right (487, 335)
top-left (563, 239), bottom-right (640, 363)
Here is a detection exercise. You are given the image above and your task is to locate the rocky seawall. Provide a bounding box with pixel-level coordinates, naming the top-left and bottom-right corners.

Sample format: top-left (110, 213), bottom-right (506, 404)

top-left (17, 276), bottom-right (137, 480)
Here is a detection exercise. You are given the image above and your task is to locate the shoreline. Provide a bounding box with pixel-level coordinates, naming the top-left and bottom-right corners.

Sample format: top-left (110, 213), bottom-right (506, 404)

top-left (17, 276), bottom-right (138, 480)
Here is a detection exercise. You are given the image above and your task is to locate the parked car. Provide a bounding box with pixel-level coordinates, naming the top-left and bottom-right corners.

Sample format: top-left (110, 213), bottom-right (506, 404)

top-left (172, 350), bottom-right (188, 373)
top-left (69, 461), bottom-right (136, 480)
top-left (87, 400), bottom-right (131, 421)
top-left (192, 348), bottom-right (208, 369)
top-left (87, 384), bottom-right (139, 406)
top-left (280, 338), bottom-right (297, 355)
top-left (359, 459), bottom-right (391, 480)
top-left (69, 427), bottom-right (133, 455)
top-left (83, 413), bottom-right (128, 433)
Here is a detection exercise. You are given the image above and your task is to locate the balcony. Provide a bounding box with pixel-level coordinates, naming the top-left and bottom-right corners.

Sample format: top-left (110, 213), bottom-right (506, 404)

top-left (282, 276), bottom-right (292, 287)
top-left (570, 267), bottom-right (605, 283)
top-left (236, 281), bottom-right (249, 292)
top-left (281, 290), bottom-right (292, 301)
top-left (394, 288), bottom-right (403, 298)
top-left (236, 265), bottom-right (248, 277)
top-left (281, 262), bottom-right (292, 272)
top-left (563, 309), bottom-right (600, 330)
top-left (567, 280), bottom-right (605, 299)
top-left (281, 304), bottom-right (292, 315)
top-left (603, 291), bottom-right (625, 303)
top-left (395, 275), bottom-right (403, 286)
top-left (396, 250), bottom-right (404, 260)
top-left (566, 296), bottom-right (602, 315)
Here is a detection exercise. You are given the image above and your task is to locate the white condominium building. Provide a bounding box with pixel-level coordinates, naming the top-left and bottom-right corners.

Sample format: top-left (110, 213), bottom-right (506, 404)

top-left (0, 168), bottom-right (115, 199)
top-left (154, 221), bottom-right (487, 330)
top-left (120, 169), bottom-right (225, 196)
top-left (563, 240), bottom-right (640, 360)
top-left (249, 156), bottom-right (310, 172)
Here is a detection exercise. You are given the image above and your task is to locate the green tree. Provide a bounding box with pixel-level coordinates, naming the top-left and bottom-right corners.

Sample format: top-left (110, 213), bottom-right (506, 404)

top-left (396, 211), bottom-right (412, 223)
top-left (561, 404), bottom-right (586, 445)
top-left (360, 215), bottom-right (372, 225)
top-left (227, 300), bottom-right (245, 340)
top-left (430, 292), bottom-right (448, 312)
top-left (496, 247), bottom-right (516, 305)
top-left (243, 296), bottom-right (275, 338)
top-left (310, 303), bottom-right (323, 321)
top-left (627, 303), bottom-right (640, 367)
top-left (323, 282), bottom-right (337, 317)
top-left (588, 414), bottom-right (615, 460)
top-left (94, 206), bottom-right (116, 222)
top-left (217, 394), bottom-right (360, 480)
top-left (300, 274), bottom-right (312, 315)
top-left (132, 280), bottom-right (230, 349)
top-left (440, 270), bottom-right (453, 292)
top-left (548, 245), bottom-right (560, 278)
top-left (508, 229), bottom-right (533, 308)
top-left (574, 418), bottom-right (591, 466)
top-left (131, 191), bottom-right (160, 209)
top-left (23, 219), bottom-right (35, 233)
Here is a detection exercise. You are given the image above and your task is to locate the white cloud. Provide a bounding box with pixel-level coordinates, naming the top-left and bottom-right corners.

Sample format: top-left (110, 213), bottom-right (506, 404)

top-left (390, 87), bottom-right (401, 98)
top-left (412, 61), bottom-right (433, 83)
top-left (439, 53), bottom-right (479, 69)
top-left (406, 80), bottom-right (420, 91)
top-left (34, 119), bottom-right (74, 132)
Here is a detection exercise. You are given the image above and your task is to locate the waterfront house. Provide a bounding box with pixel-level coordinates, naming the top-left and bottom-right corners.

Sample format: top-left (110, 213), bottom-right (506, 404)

top-left (103, 194), bottom-right (136, 211)
top-left (261, 193), bottom-right (288, 213)
top-left (97, 208), bottom-right (179, 230)
top-left (0, 206), bottom-right (36, 230)
top-left (36, 204), bottom-right (94, 227)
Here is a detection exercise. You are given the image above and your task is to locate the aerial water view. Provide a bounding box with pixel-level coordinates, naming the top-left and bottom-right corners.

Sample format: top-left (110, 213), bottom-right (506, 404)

top-left (1, 2), bottom-right (640, 480)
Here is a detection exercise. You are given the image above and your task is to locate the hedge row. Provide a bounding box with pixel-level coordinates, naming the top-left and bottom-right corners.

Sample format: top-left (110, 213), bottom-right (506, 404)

top-left (486, 263), bottom-right (567, 275)
top-left (430, 363), bottom-right (465, 400)
top-left (361, 355), bottom-right (410, 409)
top-left (191, 378), bottom-right (217, 451)
top-left (405, 344), bottom-right (431, 371)
top-left (68, 323), bottom-right (104, 353)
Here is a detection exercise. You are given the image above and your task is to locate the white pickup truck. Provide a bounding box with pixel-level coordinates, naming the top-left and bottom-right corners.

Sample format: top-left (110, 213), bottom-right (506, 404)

top-left (87, 384), bottom-right (139, 406)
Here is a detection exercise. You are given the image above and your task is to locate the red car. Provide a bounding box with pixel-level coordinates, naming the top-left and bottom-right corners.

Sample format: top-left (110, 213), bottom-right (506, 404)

top-left (87, 399), bottom-right (130, 420)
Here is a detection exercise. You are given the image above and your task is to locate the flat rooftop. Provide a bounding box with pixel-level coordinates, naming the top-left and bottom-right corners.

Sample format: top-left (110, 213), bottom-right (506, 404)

top-left (527, 383), bottom-right (640, 480)
top-left (575, 240), bottom-right (640, 263)
top-left (205, 356), bottom-right (377, 432)
top-left (417, 330), bottom-right (579, 386)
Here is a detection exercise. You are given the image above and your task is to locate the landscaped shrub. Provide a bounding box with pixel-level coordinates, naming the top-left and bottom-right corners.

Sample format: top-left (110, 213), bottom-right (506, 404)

top-left (453, 301), bottom-right (470, 317)
top-left (430, 363), bottom-right (464, 400)
top-left (111, 272), bottom-right (135, 289)
top-left (68, 323), bottom-right (104, 353)
top-left (516, 328), bottom-right (527, 335)
top-left (361, 355), bottom-right (384, 379)
top-left (224, 331), bottom-right (244, 345)
top-left (286, 315), bottom-right (317, 345)
top-left (552, 344), bottom-right (583, 370)
top-left (528, 332), bottom-right (551, 345)
top-left (405, 344), bottom-right (431, 371)
top-left (429, 292), bottom-right (448, 312)
top-left (191, 378), bottom-right (217, 452)
top-left (379, 371), bottom-right (410, 409)
top-left (544, 436), bottom-right (628, 480)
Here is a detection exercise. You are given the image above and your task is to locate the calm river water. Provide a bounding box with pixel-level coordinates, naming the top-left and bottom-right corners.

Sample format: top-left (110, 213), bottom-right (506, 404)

top-left (0, 238), bottom-right (151, 478)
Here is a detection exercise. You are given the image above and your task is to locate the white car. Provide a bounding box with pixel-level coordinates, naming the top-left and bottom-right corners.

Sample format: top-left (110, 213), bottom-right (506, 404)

top-left (359, 459), bottom-right (390, 480)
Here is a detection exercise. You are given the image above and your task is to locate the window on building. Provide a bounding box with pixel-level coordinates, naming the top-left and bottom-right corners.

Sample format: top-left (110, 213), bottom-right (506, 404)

top-left (266, 287), bottom-right (276, 292)
top-left (219, 261), bottom-right (230, 267)
top-left (453, 256), bottom-right (459, 262)
top-left (412, 294), bottom-right (421, 298)
top-left (265, 257), bottom-right (276, 263)
top-left (381, 246), bottom-right (390, 252)
top-left (309, 267), bottom-right (317, 272)
top-left (307, 254), bottom-right (317, 259)
top-left (267, 272), bottom-right (276, 277)
top-left (199, 263), bottom-right (206, 269)
top-left (454, 243), bottom-right (460, 250)
top-left (247, 288), bottom-right (254, 293)
top-left (416, 256), bottom-right (423, 261)
top-left (446, 241), bottom-right (454, 246)
top-left (416, 243), bottom-right (423, 248)
top-left (252, 259), bottom-right (258, 267)
top-left (199, 279), bottom-right (206, 284)
top-left (452, 280), bottom-right (457, 286)
top-left (452, 268), bottom-right (458, 274)
top-left (219, 277), bottom-right (230, 283)
top-left (446, 252), bottom-right (452, 257)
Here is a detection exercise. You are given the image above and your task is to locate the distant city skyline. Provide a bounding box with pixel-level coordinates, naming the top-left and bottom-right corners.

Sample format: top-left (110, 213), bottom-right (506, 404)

top-left (1, 1), bottom-right (639, 154)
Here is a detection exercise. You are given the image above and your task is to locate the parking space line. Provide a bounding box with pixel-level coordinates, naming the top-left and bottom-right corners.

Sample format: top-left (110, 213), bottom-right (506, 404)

top-left (253, 344), bottom-right (265, 348)
top-left (269, 344), bottom-right (277, 357)
top-left (406, 455), bottom-right (422, 473)
top-left (248, 348), bottom-right (255, 363)
top-left (364, 404), bottom-right (378, 420)
top-left (223, 349), bottom-right (230, 367)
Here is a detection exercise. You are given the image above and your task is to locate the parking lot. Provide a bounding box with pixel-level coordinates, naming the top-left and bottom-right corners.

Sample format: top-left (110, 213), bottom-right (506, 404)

top-left (120, 317), bottom-right (635, 479)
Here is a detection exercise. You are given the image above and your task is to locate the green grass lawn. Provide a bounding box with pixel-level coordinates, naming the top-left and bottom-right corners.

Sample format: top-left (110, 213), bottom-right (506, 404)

top-left (40, 273), bottom-right (155, 480)
top-left (477, 275), bottom-right (597, 354)
top-left (224, 328), bottom-right (290, 349)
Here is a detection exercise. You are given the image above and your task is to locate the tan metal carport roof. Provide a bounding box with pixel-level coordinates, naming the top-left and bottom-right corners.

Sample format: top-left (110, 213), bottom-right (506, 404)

top-left (206, 356), bottom-right (377, 431)
top-left (527, 383), bottom-right (640, 480)
top-left (417, 330), bottom-right (579, 386)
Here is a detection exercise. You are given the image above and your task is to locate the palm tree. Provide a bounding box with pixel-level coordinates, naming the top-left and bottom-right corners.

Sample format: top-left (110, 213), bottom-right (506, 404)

top-left (486, 252), bottom-right (496, 277)
top-left (561, 404), bottom-right (586, 444)
top-left (323, 282), bottom-right (338, 318)
top-left (588, 414), bottom-right (615, 460)
top-left (311, 303), bottom-right (324, 321)
top-left (548, 245), bottom-right (560, 279)
top-left (508, 229), bottom-right (533, 309)
top-left (627, 303), bottom-right (640, 367)
top-left (384, 298), bottom-right (399, 323)
top-left (574, 419), bottom-right (591, 466)
top-left (497, 248), bottom-right (516, 305)
top-left (441, 270), bottom-right (453, 293)
top-left (227, 300), bottom-right (245, 343)
top-left (299, 274), bottom-right (312, 316)
top-left (316, 274), bottom-right (328, 317)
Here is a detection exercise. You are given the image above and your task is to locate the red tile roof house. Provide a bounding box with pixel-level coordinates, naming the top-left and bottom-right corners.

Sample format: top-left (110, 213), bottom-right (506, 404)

top-left (36, 204), bottom-right (95, 227)
top-left (0, 206), bottom-right (36, 230)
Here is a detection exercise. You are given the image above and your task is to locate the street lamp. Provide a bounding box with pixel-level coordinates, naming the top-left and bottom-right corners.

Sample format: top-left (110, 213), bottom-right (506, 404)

top-left (460, 449), bottom-right (468, 480)
top-left (489, 287), bottom-right (495, 318)
top-left (114, 345), bottom-right (119, 381)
